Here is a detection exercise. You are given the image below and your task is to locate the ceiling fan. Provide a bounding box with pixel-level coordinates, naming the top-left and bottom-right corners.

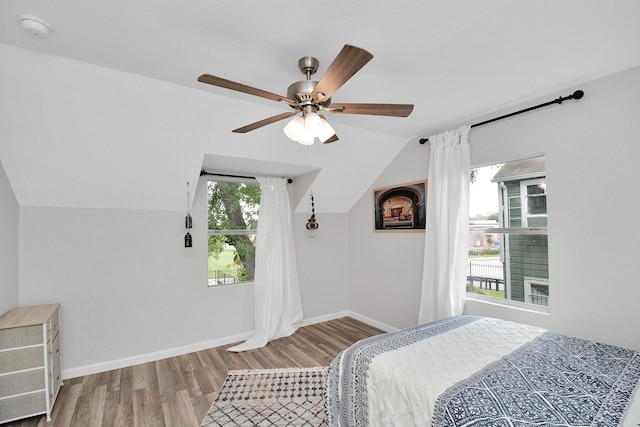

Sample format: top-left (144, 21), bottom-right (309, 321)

top-left (198, 44), bottom-right (414, 145)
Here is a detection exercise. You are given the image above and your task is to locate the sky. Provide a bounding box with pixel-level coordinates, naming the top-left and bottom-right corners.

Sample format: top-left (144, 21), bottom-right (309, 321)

top-left (469, 165), bottom-right (500, 218)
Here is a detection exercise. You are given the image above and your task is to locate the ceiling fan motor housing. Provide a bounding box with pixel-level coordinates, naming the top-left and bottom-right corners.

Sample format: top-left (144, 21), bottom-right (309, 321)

top-left (287, 80), bottom-right (331, 108)
top-left (286, 56), bottom-right (331, 109)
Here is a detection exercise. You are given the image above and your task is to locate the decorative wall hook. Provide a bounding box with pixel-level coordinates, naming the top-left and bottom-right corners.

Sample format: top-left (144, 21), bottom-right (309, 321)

top-left (306, 192), bottom-right (319, 237)
top-left (184, 182), bottom-right (193, 248)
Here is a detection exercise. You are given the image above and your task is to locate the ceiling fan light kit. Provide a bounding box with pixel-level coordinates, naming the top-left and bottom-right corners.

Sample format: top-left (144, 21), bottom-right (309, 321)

top-left (283, 105), bottom-right (336, 145)
top-left (198, 44), bottom-right (413, 145)
top-left (316, 116), bottom-right (336, 142)
top-left (283, 116), bottom-right (305, 141)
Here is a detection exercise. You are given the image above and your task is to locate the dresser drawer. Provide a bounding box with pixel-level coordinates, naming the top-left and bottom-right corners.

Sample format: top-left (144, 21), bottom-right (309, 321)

top-left (52, 345), bottom-right (61, 377)
top-left (0, 325), bottom-right (43, 350)
top-left (49, 369), bottom-right (62, 404)
top-left (48, 331), bottom-right (61, 363)
top-left (0, 391), bottom-right (46, 423)
top-left (51, 367), bottom-right (63, 402)
top-left (0, 346), bottom-right (44, 375)
top-left (0, 368), bottom-right (45, 398)
top-left (47, 309), bottom-right (60, 343)
top-left (48, 354), bottom-right (62, 398)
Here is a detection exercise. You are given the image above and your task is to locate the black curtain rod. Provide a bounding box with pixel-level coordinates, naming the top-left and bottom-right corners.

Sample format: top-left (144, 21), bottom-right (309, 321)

top-left (200, 170), bottom-right (293, 183)
top-left (418, 90), bottom-right (584, 144)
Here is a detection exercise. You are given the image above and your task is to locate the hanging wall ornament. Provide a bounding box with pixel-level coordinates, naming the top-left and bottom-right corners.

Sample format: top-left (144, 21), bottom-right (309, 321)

top-left (184, 182), bottom-right (193, 248)
top-left (306, 192), bottom-right (319, 237)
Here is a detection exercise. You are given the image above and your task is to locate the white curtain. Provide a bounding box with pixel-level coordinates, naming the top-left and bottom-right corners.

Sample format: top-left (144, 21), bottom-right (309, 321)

top-left (228, 176), bottom-right (303, 352)
top-left (418, 126), bottom-right (471, 325)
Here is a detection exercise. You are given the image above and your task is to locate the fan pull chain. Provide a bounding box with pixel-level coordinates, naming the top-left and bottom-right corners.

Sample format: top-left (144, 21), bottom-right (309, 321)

top-left (304, 145), bottom-right (312, 165)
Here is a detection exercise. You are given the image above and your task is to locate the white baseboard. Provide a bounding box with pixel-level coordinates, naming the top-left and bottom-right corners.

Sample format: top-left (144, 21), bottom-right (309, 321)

top-left (63, 311), bottom-right (396, 379)
top-left (344, 311), bottom-right (399, 333)
top-left (62, 331), bottom-right (253, 379)
top-left (301, 310), bottom-right (398, 333)
top-left (300, 310), bottom-right (350, 327)
top-left (301, 310), bottom-right (397, 333)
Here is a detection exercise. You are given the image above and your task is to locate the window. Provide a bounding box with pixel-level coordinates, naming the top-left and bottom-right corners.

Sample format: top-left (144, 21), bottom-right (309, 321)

top-left (524, 277), bottom-right (549, 306)
top-left (521, 178), bottom-right (547, 227)
top-left (207, 179), bottom-right (260, 286)
top-left (468, 155), bottom-right (549, 309)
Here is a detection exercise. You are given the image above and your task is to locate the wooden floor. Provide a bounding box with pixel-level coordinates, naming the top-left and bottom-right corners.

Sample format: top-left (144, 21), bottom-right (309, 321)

top-left (5, 317), bottom-right (383, 427)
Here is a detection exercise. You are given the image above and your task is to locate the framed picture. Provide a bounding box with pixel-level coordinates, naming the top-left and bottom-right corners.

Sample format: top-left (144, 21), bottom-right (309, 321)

top-left (373, 180), bottom-right (427, 231)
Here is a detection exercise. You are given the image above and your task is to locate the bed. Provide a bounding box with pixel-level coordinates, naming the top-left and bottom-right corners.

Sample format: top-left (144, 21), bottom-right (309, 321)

top-left (324, 315), bottom-right (640, 426)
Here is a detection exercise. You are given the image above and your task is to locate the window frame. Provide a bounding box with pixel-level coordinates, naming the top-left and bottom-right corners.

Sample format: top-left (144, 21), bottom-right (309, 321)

top-left (467, 157), bottom-right (550, 312)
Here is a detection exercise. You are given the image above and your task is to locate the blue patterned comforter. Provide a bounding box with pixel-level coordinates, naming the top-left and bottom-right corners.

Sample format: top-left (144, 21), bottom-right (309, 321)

top-left (324, 315), bottom-right (640, 426)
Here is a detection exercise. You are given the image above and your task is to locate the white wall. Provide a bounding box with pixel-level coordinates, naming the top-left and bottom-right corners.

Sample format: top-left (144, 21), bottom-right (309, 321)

top-left (348, 148), bottom-right (427, 329)
top-left (17, 175), bottom-right (351, 377)
top-left (18, 179), bottom-right (254, 376)
top-left (0, 161), bottom-right (19, 315)
top-left (348, 65), bottom-right (640, 351)
top-left (294, 212), bottom-right (350, 321)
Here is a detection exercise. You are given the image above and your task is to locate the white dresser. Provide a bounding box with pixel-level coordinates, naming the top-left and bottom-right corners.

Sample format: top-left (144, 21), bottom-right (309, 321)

top-left (0, 303), bottom-right (62, 423)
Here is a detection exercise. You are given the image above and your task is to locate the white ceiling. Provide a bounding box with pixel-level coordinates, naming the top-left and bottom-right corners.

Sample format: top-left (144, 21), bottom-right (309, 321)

top-left (1, 1), bottom-right (640, 213)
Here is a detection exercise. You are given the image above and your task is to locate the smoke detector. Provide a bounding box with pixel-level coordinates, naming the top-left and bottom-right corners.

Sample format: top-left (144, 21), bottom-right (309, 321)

top-left (20, 15), bottom-right (53, 38)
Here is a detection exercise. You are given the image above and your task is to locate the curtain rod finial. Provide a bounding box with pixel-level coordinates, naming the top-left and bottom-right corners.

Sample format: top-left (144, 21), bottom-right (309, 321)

top-left (419, 138), bottom-right (429, 144)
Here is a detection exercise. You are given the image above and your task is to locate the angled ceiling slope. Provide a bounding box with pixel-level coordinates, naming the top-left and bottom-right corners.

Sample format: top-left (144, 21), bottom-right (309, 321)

top-left (1, 1), bottom-right (640, 213)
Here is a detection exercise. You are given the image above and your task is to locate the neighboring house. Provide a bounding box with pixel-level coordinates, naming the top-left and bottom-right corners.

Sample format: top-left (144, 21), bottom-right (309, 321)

top-left (492, 155), bottom-right (549, 306)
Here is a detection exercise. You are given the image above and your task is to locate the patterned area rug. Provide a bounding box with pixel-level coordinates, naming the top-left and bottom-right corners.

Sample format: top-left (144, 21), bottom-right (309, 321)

top-left (201, 367), bottom-right (328, 427)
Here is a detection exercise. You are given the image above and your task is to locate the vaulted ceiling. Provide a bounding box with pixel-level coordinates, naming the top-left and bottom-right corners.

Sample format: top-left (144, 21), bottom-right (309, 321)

top-left (1, 1), bottom-right (639, 213)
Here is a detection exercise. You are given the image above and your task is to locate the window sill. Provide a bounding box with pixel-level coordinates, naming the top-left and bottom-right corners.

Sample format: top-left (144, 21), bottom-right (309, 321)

top-left (207, 281), bottom-right (254, 288)
top-left (465, 293), bottom-right (550, 315)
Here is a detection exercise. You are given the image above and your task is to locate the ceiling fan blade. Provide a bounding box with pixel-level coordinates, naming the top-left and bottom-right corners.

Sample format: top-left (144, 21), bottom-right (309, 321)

top-left (312, 45), bottom-right (373, 102)
top-left (329, 103), bottom-right (414, 117)
top-left (322, 134), bottom-right (339, 144)
top-left (198, 74), bottom-right (296, 105)
top-left (232, 112), bottom-right (298, 133)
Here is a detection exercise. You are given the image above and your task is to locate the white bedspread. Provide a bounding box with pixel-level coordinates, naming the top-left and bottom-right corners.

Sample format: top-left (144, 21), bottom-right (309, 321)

top-left (325, 315), bottom-right (640, 427)
top-left (366, 317), bottom-right (543, 426)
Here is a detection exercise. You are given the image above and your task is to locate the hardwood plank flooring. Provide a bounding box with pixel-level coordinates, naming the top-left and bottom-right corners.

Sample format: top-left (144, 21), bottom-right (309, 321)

top-left (4, 317), bottom-right (383, 427)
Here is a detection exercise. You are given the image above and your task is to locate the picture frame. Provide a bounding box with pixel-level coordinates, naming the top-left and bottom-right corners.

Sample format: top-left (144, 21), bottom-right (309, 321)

top-left (373, 180), bottom-right (427, 231)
